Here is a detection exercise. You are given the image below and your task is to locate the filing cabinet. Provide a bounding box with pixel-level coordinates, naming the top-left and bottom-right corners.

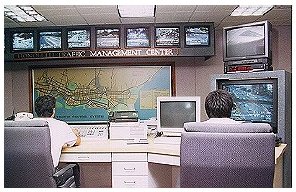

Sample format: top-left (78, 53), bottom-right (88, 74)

top-left (112, 152), bottom-right (148, 188)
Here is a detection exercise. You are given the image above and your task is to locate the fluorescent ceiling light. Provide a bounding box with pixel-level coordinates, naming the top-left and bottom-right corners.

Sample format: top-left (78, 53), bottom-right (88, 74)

top-left (4, 5), bottom-right (46, 22)
top-left (231, 5), bottom-right (273, 16)
top-left (118, 5), bottom-right (155, 18)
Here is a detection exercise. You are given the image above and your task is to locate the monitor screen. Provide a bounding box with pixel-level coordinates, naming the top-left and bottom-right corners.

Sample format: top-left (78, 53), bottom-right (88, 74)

top-left (155, 27), bottom-right (180, 46)
top-left (39, 31), bottom-right (62, 50)
top-left (96, 28), bottom-right (120, 48)
top-left (126, 27), bottom-right (150, 47)
top-left (12, 32), bottom-right (34, 51)
top-left (219, 79), bottom-right (278, 131)
top-left (223, 21), bottom-right (271, 61)
top-left (67, 29), bottom-right (90, 48)
top-left (185, 26), bottom-right (210, 46)
top-left (157, 96), bottom-right (200, 133)
top-left (226, 25), bottom-right (264, 57)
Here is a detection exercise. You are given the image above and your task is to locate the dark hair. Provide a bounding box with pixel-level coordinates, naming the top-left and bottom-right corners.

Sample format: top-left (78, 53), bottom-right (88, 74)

top-left (35, 95), bottom-right (56, 117)
top-left (205, 89), bottom-right (234, 118)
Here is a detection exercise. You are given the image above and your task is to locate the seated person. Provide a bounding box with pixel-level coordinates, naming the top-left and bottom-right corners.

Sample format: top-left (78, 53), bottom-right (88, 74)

top-left (34, 95), bottom-right (81, 168)
top-left (203, 89), bottom-right (241, 124)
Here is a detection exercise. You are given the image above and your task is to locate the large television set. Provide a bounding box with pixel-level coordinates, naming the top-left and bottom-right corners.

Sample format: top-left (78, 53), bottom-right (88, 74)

top-left (126, 27), bottom-right (150, 47)
top-left (39, 31), bottom-right (62, 50)
top-left (12, 32), bottom-right (34, 51)
top-left (217, 78), bottom-right (278, 133)
top-left (184, 26), bottom-right (210, 46)
top-left (157, 96), bottom-right (200, 133)
top-left (155, 27), bottom-right (180, 47)
top-left (67, 29), bottom-right (90, 48)
top-left (223, 21), bottom-right (271, 62)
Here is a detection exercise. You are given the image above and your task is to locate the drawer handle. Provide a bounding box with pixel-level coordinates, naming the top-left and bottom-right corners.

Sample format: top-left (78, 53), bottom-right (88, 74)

top-left (77, 156), bottom-right (90, 159)
top-left (124, 181), bottom-right (136, 185)
top-left (124, 168), bottom-right (136, 171)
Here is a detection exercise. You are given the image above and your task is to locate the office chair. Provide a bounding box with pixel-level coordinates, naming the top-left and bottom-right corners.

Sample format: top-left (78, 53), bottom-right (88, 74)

top-left (4, 120), bottom-right (80, 188)
top-left (180, 122), bottom-right (275, 188)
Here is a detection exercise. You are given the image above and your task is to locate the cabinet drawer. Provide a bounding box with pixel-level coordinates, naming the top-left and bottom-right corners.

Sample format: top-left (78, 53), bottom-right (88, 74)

top-left (112, 176), bottom-right (148, 188)
top-left (112, 162), bottom-right (148, 176)
top-left (60, 153), bottom-right (111, 162)
top-left (112, 153), bottom-right (147, 162)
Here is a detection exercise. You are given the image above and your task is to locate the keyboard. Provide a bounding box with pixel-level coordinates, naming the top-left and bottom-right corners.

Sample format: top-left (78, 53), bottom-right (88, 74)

top-left (153, 136), bottom-right (181, 145)
top-left (70, 124), bottom-right (108, 140)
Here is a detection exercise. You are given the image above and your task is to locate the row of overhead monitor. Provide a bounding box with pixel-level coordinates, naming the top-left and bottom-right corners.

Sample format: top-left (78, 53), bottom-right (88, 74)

top-left (7, 24), bottom-right (212, 52)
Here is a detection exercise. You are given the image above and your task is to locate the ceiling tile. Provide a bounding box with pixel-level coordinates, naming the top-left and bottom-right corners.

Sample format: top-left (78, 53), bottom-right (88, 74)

top-left (75, 5), bottom-right (118, 14)
top-left (120, 17), bottom-right (155, 24)
top-left (49, 15), bottom-right (88, 26)
top-left (156, 5), bottom-right (197, 12)
top-left (83, 13), bottom-right (121, 25)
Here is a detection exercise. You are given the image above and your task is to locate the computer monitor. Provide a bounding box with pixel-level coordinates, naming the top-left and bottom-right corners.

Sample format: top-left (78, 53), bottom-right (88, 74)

top-left (217, 78), bottom-right (278, 133)
top-left (157, 96), bottom-right (200, 133)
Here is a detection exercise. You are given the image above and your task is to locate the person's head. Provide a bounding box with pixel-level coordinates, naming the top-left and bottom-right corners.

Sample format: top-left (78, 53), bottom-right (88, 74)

top-left (35, 95), bottom-right (56, 117)
top-left (205, 89), bottom-right (234, 118)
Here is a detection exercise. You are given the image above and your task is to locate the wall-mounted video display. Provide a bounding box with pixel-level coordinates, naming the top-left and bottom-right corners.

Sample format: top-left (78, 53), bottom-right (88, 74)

top-left (67, 29), bottom-right (90, 48)
top-left (96, 28), bottom-right (120, 48)
top-left (155, 27), bottom-right (180, 47)
top-left (126, 27), bottom-right (150, 47)
top-left (39, 31), bottom-right (62, 50)
top-left (184, 26), bottom-right (210, 46)
top-left (12, 32), bottom-right (34, 51)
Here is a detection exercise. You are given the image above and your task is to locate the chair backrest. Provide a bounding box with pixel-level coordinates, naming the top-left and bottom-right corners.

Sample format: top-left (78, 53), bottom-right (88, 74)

top-left (4, 120), bottom-right (57, 188)
top-left (180, 122), bottom-right (275, 188)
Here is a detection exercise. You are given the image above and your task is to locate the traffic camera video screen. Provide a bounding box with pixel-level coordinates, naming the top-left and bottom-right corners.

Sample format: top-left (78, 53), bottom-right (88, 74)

top-left (126, 27), bottom-right (150, 47)
top-left (39, 31), bottom-right (62, 49)
top-left (97, 28), bottom-right (120, 48)
top-left (12, 32), bottom-right (34, 51)
top-left (155, 27), bottom-right (180, 46)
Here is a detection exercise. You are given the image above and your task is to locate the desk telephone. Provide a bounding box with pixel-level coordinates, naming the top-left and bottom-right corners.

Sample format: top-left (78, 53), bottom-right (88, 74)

top-left (69, 124), bottom-right (109, 140)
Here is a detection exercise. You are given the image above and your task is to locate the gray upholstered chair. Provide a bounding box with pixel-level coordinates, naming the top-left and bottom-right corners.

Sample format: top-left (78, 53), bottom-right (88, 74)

top-left (180, 122), bottom-right (275, 188)
top-left (4, 120), bottom-right (80, 188)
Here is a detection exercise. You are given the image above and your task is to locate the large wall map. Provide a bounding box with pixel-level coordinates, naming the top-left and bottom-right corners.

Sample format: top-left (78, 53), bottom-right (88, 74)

top-left (32, 66), bottom-right (171, 122)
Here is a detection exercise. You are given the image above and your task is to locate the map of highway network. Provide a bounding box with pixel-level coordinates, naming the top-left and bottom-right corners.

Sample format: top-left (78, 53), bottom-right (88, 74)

top-left (33, 66), bottom-right (171, 122)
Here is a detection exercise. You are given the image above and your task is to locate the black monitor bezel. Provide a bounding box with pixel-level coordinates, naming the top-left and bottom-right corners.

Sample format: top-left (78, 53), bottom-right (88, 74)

top-left (38, 29), bottom-right (62, 51)
top-left (154, 26), bottom-right (180, 47)
top-left (67, 28), bottom-right (91, 49)
top-left (11, 31), bottom-right (35, 52)
top-left (125, 26), bottom-right (151, 48)
top-left (96, 27), bottom-right (121, 49)
top-left (184, 25), bottom-right (211, 47)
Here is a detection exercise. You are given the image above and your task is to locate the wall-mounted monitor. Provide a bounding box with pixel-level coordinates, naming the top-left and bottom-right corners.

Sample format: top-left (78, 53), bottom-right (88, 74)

top-left (157, 96), bottom-right (200, 134)
top-left (126, 27), bottom-right (150, 47)
top-left (67, 29), bottom-right (90, 48)
top-left (223, 21), bottom-right (271, 62)
top-left (155, 27), bottom-right (180, 47)
top-left (217, 78), bottom-right (278, 133)
top-left (96, 28), bottom-right (120, 48)
top-left (12, 32), bottom-right (34, 51)
top-left (39, 31), bottom-right (62, 50)
top-left (185, 26), bottom-right (210, 46)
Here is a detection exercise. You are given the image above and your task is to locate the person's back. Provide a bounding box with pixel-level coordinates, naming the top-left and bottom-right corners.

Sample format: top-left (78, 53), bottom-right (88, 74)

top-left (34, 95), bottom-right (81, 167)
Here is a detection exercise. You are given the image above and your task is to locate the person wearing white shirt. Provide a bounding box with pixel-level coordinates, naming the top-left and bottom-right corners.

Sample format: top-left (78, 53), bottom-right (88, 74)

top-left (203, 89), bottom-right (241, 124)
top-left (34, 95), bottom-right (81, 168)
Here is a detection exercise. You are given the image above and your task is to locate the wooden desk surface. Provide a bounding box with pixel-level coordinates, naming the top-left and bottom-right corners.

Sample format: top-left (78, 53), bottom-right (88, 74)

top-left (62, 138), bottom-right (287, 163)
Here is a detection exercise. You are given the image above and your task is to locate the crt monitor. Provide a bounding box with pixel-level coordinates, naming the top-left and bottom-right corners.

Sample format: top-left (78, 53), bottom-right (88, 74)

top-left (157, 96), bottom-right (200, 133)
top-left (223, 20), bottom-right (271, 61)
top-left (217, 78), bottom-right (278, 133)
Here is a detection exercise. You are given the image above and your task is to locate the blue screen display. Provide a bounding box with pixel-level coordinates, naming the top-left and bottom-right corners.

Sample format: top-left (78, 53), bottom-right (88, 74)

top-left (222, 82), bottom-right (275, 125)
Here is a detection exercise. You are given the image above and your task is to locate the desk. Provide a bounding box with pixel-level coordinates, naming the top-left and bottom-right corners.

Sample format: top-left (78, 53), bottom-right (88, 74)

top-left (60, 139), bottom-right (286, 188)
